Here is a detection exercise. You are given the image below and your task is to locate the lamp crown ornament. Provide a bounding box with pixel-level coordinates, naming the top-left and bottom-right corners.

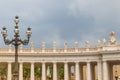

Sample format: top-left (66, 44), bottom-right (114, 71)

top-left (14, 16), bottom-right (19, 26)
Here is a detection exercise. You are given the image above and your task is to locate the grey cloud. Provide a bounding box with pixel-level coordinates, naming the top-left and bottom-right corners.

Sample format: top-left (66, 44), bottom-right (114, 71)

top-left (0, 0), bottom-right (120, 48)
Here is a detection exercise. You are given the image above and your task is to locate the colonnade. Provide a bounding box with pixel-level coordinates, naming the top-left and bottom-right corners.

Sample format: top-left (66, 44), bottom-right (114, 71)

top-left (5, 61), bottom-right (111, 80)
top-left (0, 60), bottom-right (116, 80)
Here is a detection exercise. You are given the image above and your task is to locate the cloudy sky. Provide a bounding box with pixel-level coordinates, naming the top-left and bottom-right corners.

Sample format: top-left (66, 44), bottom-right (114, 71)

top-left (0, 0), bottom-right (120, 48)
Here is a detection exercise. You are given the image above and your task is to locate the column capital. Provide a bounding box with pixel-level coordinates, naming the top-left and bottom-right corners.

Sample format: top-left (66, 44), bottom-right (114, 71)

top-left (52, 61), bottom-right (57, 64)
top-left (103, 60), bottom-right (107, 62)
top-left (87, 61), bottom-right (91, 63)
top-left (30, 62), bottom-right (35, 64)
top-left (97, 60), bottom-right (102, 63)
top-left (41, 62), bottom-right (46, 64)
top-left (64, 61), bottom-right (68, 64)
top-left (75, 61), bottom-right (80, 64)
top-left (19, 62), bottom-right (23, 64)
top-left (7, 62), bottom-right (12, 64)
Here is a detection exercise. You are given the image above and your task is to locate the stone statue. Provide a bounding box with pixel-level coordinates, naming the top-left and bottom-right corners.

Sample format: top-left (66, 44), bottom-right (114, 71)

top-left (8, 44), bottom-right (12, 49)
top-left (97, 40), bottom-right (101, 47)
top-left (109, 31), bottom-right (117, 45)
top-left (85, 41), bottom-right (90, 48)
top-left (102, 38), bottom-right (106, 46)
top-left (30, 42), bottom-right (34, 48)
top-left (64, 41), bottom-right (67, 49)
top-left (53, 40), bottom-right (56, 48)
top-left (20, 44), bottom-right (23, 49)
top-left (42, 41), bottom-right (45, 49)
top-left (75, 41), bottom-right (78, 48)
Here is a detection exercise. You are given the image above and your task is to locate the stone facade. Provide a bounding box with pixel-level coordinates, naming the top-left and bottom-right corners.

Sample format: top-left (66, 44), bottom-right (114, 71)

top-left (0, 32), bottom-right (120, 80)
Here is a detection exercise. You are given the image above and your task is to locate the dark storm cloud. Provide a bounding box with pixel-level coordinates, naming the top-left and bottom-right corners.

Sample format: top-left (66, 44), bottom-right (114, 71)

top-left (0, 0), bottom-right (120, 48)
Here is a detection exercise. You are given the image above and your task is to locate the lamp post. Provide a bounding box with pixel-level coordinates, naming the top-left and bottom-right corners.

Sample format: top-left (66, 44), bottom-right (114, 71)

top-left (1, 16), bottom-right (32, 80)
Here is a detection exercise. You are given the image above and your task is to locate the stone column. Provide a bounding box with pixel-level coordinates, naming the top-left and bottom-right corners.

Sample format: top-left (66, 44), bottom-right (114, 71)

top-left (75, 62), bottom-right (80, 80)
top-left (86, 62), bottom-right (92, 80)
top-left (30, 62), bottom-right (34, 80)
top-left (103, 61), bottom-right (109, 80)
top-left (19, 62), bottom-right (23, 80)
top-left (7, 62), bottom-right (12, 80)
top-left (42, 62), bottom-right (46, 80)
top-left (64, 62), bottom-right (69, 80)
top-left (53, 62), bottom-right (57, 80)
top-left (97, 61), bottom-right (102, 80)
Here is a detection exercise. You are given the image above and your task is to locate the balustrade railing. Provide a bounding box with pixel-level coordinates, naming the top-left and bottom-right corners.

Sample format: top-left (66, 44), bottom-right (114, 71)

top-left (0, 44), bottom-right (119, 54)
top-left (0, 47), bottom-right (103, 54)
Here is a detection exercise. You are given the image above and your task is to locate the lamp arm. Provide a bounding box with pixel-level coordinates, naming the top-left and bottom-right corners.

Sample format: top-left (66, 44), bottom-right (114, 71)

top-left (19, 38), bottom-right (30, 45)
top-left (4, 38), bottom-right (14, 45)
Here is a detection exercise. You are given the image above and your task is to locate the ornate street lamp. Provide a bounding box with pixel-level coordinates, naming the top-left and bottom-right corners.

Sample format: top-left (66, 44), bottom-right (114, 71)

top-left (1, 16), bottom-right (32, 80)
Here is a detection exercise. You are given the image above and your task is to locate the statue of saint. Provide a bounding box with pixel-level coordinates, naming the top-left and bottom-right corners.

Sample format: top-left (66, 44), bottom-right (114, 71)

top-left (64, 41), bottom-right (67, 49)
top-left (85, 41), bottom-right (90, 48)
top-left (102, 38), bottom-right (106, 46)
top-left (109, 31), bottom-right (117, 45)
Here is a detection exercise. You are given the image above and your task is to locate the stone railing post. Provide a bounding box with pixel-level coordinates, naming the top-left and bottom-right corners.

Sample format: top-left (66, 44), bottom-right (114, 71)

top-left (30, 42), bottom-right (34, 53)
top-left (53, 41), bottom-right (56, 53)
top-left (42, 41), bottom-right (45, 53)
top-left (64, 41), bottom-right (67, 52)
top-left (75, 41), bottom-right (78, 52)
